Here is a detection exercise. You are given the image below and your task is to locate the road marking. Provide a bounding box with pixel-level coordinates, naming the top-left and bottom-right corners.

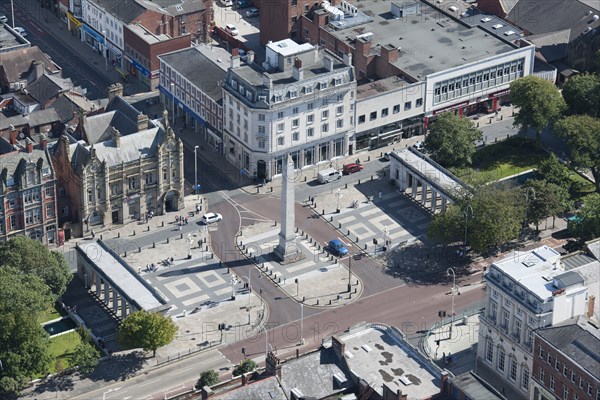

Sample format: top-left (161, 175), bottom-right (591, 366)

top-left (137, 378), bottom-right (160, 387)
top-left (171, 367), bottom-right (193, 375)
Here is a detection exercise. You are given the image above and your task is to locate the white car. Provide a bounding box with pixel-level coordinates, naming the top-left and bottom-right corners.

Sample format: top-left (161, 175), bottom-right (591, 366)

top-left (202, 212), bottom-right (223, 224)
top-left (222, 0), bottom-right (233, 6)
top-left (14, 27), bottom-right (27, 37)
top-left (225, 24), bottom-right (238, 36)
top-left (0, 15), bottom-right (8, 24)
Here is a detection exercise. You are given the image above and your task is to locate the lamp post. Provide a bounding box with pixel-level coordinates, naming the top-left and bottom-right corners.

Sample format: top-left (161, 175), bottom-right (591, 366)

top-left (187, 233), bottom-right (193, 259)
top-left (10, 0), bottom-right (14, 28)
top-left (102, 30), bottom-right (107, 71)
top-left (262, 325), bottom-right (273, 358)
top-left (447, 268), bottom-right (457, 337)
top-left (230, 276), bottom-right (238, 300)
top-left (463, 205), bottom-right (474, 256)
top-left (335, 188), bottom-right (342, 213)
top-left (299, 303), bottom-right (304, 345)
top-left (194, 145), bottom-right (199, 199)
top-left (347, 254), bottom-right (352, 292)
top-left (383, 225), bottom-right (389, 251)
top-left (170, 82), bottom-right (175, 125)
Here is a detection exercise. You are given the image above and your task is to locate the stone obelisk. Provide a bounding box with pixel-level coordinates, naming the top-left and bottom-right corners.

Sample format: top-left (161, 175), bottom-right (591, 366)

top-left (274, 155), bottom-right (301, 263)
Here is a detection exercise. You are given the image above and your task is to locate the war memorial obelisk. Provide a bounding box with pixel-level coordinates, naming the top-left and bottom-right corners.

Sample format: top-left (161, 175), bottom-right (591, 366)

top-left (274, 155), bottom-right (302, 263)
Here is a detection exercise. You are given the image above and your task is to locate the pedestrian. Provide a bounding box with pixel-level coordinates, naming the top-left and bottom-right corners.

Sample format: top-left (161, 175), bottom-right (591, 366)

top-left (91, 229), bottom-right (95, 239)
top-left (185, 217), bottom-right (188, 224)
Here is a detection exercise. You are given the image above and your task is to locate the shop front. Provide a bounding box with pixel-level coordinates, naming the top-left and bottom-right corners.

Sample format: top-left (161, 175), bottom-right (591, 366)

top-left (124, 55), bottom-right (151, 87)
top-left (81, 23), bottom-right (105, 54)
top-left (67, 12), bottom-right (82, 38)
top-left (105, 40), bottom-right (122, 69)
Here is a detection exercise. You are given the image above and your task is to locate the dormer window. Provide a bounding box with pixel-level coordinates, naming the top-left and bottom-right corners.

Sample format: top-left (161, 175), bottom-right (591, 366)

top-left (334, 77), bottom-right (342, 86)
top-left (274, 94), bottom-right (283, 103)
top-left (245, 91), bottom-right (252, 101)
top-left (320, 81), bottom-right (328, 89)
top-left (239, 86), bottom-right (245, 95)
top-left (289, 89), bottom-right (298, 99)
top-left (231, 80), bottom-right (238, 90)
top-left (305, 85), bottom-right (313, 94)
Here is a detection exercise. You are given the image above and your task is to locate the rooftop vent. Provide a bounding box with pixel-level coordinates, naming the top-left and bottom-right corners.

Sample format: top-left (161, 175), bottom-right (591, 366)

top-left (492, 24), bottom-right (503, 29)
top-left (399, 376), bottom-right (413, 386)
top-left (504, 30), bottom-right (516, 36)
top-left (542, 274), bottom-right (553, 282)
top-left (592, 15), bottom-right (599, 21)
top-left (481, 17), bottom-right (492, 22)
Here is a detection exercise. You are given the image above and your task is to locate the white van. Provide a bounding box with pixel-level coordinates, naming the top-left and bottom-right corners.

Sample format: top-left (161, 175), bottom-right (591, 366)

top-left (317, 168), bottom-right (342, 184)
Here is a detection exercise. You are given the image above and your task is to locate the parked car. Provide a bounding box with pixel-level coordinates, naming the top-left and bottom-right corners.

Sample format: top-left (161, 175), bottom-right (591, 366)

top-left (237, 0), bottom-right (252, 8)
top-left (221, 0), bottom-right (233, 6)
top-left (342, 163), bottom-right (363, 175)
top-left (246, 6), bottom-right (259, 17)
top-left (317, 168), bottom-right (342, 184)
top-left (0, 15), bottom-right (8, 24)
top-left (225, 24), bottom-right (239, 36)
top-left (14, 27), bottom-right (27, 37)
top-left (202, 212), bottom-right (223, 224)
top-left (413, 141), bottom-right (423, 151)
top-left (327, 239), bottom-right (348, 257)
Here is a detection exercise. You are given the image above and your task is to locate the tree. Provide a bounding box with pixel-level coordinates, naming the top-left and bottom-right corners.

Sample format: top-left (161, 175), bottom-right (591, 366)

top-left (423, 112), bottom-right (482, 167)
top-left (562, 73), bottom-right (600, 117)
top-left (509, 76), bottom-right (566, 143)
top-left (537, 153), bottom-right (572, 190)
top-left (118, 311), bottom-right (178, 357)
top-left (197, 370), bottom-right (219, 389)
top-left (576, 193), bottom-right (600, 241)
top-left (428, 204), bottom-right (465, 245)
top-left (232, 359), bottom-right (257, 377)
top-left (523, 179), bottom-right (570, 231)
top-left (554, 115), bottom-right (600, 193)
top-left (0, 236), bottom-right (72, 299)
top-left (71, 328), bottom-right (100, 375)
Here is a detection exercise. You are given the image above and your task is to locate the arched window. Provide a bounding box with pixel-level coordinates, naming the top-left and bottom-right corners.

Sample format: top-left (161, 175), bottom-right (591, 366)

top-left (497, 346), bottom-right (506, 372)
top-left (485, 337), bottom-right (494, 363)
top-left (521, 364), bottom-right (530, 390)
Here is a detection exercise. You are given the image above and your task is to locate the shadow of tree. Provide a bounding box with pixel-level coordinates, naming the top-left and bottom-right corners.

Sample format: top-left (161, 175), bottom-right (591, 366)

top-left (87, 351), bottom-right (146, 382)
top-left (32, 373), bottom-right (75, 395)
top-left (380, 242), bottom-right (472, 285)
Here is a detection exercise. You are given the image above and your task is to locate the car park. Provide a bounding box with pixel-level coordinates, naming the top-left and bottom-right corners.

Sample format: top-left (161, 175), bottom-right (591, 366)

top-left (225, 24), bottom-right (239, 36)
top-left (246, 6), bottom-right (259, 17)
top-left (327, 239), bottom-right (348, 257)
top-left (317, 168), bottom-right (342, 184)
top-left (202, 212), bottom-right (223, 224)
top-left (342, 163), bottom-right (363, 175)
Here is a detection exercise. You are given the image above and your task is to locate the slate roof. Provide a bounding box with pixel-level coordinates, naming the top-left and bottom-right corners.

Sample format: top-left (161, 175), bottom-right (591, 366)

top-left (507, 0), bottom-right (600, 40)
top-left (27, 75), bottom-right (67, 105)
top-left (0, 142), bottom-right (53, 185)
top-left (0, 108), bottom-right (60, 131)
top-left (136, 0), bottom-right (206, 15)
top-left (451, 371), bottom-right (504, 400)
top-left (536, 319), bottom-right (600, 381)
top-left (86, 0), bottom-right (146, 23)
top-left (587, 238), bottom-right (600, 261)
top-left (47, 93), bottom-right (107, 123)
top-left (78, 96), bottom-right (145, 144)
top-left (93, 127), bottom-right (162, 166)
top-left (553, 271), bottom-right (584, 288)
top-left (0, 46), bottom-right (60, 83)
top-left (159, 46), bottom-right (228, 102)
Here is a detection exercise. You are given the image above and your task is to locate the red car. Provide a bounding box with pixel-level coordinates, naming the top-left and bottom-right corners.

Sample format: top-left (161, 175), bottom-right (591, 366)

top-left (342, 163), bottom-right (363, 175)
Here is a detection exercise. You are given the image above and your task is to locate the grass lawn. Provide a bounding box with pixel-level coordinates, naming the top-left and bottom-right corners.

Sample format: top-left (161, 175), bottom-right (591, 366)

top-left (38, 303), bottom-right (66, 324)
top-left (46, 331), bottom-right (82, 374)
top-left (569, 172), bottom-right (596, 200)
top-left (451, 137), bottom-right (548, 184)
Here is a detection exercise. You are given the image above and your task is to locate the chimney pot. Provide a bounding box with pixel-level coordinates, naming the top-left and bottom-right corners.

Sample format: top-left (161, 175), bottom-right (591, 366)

top-left (26, 138), bottom-right (34, 153)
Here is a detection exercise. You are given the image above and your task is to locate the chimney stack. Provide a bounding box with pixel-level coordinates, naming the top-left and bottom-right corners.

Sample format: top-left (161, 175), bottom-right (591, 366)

top-left (111, 126), bottom-right (120, 148)
top-left (265, 352), bottom-right (282, 380)
top-left (9, 125), bottom-right (16, 145)
top-left (262, 73), bottom-right (273, 90)
top-left (162, 108), bottom-right (170, 129)
top-left (588, 295), bottom-right (596, 318)
top-left (230, 52), bottom-right (241, 69)
top-left (136, 112), bottom-right (149, 132)
top-left (246, 50), bottom-right (255, 64)
top-left (25, 138), bottom-right (33, 153)
top-left (324, 56), bottom-right (334, 72)
top-left (343, 52), bottom-right (353, 66)
top-left (32, 61), bottom-right (45, 81)
top-left (108, 83), bottom-right (124, 102)
top-left (40, 133), bottom-right (48, 150)
top-left (380, 44), bottom-right (398, 64)
top-left (292, 58), bottom-right (304, 81)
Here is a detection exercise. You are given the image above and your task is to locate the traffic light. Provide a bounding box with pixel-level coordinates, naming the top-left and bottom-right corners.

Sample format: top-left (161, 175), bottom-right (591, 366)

top-left (373, 238), bottom-right (378, 245)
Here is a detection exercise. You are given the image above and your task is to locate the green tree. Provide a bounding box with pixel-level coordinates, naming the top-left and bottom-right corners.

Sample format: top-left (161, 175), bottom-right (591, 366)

top-left (232, 359), bottom-right (257, 377)
top-left (524, 179), bottom-right (570, 231)
top-left (197, 370), bottom-right (219, 389)
top-left (423, 112), bottom-right (482, 167)
top-left (537, 153), bottom-right (572, 190)
top-left (118, 311), bottom-right (178, 357)
top-left (0, 268), bottom-right (52, 394)
top-left (554, 115), bottom-right (600, 193)
top-left (428, 204), bottom-right (465, 245)
top-left (509, 76), bottom-right (566, 143)
top-left (576, 193), bottom-right (600, 241)
top-left (561, 73), bottom-right (600, 117)
top-left (71, 328), bottom-right (100, 375)
top-left (0, 236), bottom-right (72, 299)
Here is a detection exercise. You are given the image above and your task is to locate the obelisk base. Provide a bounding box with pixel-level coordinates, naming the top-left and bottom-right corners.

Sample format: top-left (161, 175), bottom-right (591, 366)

top-left (273, 234), bottom-right (304, 264)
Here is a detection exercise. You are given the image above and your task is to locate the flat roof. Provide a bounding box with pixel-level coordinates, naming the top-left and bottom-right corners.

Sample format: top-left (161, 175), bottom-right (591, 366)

top-left (77, 240), bottom-right (165, 311)
top-left (0, 24), bottom-right (29, 52)
top-left (325, 0), bottom-right (518, 79)
top-left (266, 39), bottom-right (313, 57)
top-left (356, 75), bottom-right (414, 100)
top-left (340, 326), bottom-right (441, 398)
top-left (126, 24), bottom-right (172, 44)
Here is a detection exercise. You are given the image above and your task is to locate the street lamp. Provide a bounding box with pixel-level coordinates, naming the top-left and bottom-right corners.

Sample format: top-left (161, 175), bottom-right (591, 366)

top-left (194, 145), bottom-right (199, 199)
top-left (230, 276), bottom-right (238, 300)
top-left (170, 82), bottom-right (175, 125)
top-left (463, 204), bottom-right (474, 256)
top-left (335, 188), bottom-right (342, 213)
top-left (447, 268), bottom-right (457, 337)
top-left (187, 233), bottom-right (193, 259)
top-left (383, 225), bottom-right (389, 251)
top-left (102, 30), bottom-right (108, 71)
top-left (299, 303), bottom-right (304, 345)
top-left (347, 254), bottom-right (352, 292)
top-left (262, 325), bottom-right (273, 358)
top-left (10, 0), bottom-right (14, 28)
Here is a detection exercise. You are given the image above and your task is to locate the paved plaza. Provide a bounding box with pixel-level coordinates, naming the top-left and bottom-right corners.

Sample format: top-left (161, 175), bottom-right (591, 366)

top-left (239, 222), bottom-right (363, 307)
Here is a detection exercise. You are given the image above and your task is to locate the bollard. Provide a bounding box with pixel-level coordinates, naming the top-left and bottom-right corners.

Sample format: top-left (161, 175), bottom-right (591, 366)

top-left (345, 183), bottom-right (347, 189)
top-left (330, 216), bottom-right (333, 222)
top-left (354, 287), bottom-right (357, 293)
top-left (153, 242), bottom-right (156, 248)
top-left (349, 293), bottom-right (352, 299)
top-left (262, 262), bottom-right (264, 268)
top-left (167, 237), bottom-right (169, 243)
top-left (117, 232), bottom-right (120, 238)
top-left (100, 234), bottom-right (103, 240)
top-left (322, 209), bottom-right (325, 215)
top-left (211, 253), bottom-right (214, 259)
top-left (500, 115), bottom-right (503, 120)
top-left (367, 156), bottom-right (371, 161)
top-left (270, 187), bottom-right (273, 192)
top-left (329, 299), bottom-right (332, 305)
top-left (477, 122), bottom-right (480, 127)
top-left (124, 251), bottom-right (127, 257)
top-left (138, 246), bottom-right (141, 253)
top-left (355, 279), bottom-right (359, 285)
top-left (257, 187), bottom-right (259, 194)
top-left (338, 222), bottom-right (341, 228)
top-left (356, 236), bottom-right (359, 243)
top-left (162, 221), bottom-right (164, 227)
top-left (364, 243), bottom-right (367, 250)
top-left (243, 244), bottom-right (246, 250)
top-left (200, 199), bottom-right (203, 204)
top-left (380, 152), bottom-right (383, 157)
top-left (278, 277), bottom-right (281, 283)
top-left (147, 226), bottom-right (150, 232)
top-left (296, 227), bottom-right (299, 233)
top-left (316, 299), bottom-right (319, 305)
top-left (206, 245), bottom-right (209, 251)
top-left (305, 233), bottom-right (308, 239)
top-left (358, 179), bottom-right (361, 185)
top-left (304, 176), bottom-right (307, 182)
top-left (303, 296), bottom-right (305, 302)
top-left (347, 229), bottom-right (350, 235)
top-left (274, 221), bottom-right (277, 226)
top-left (371, 175), bottom-right (373, 181)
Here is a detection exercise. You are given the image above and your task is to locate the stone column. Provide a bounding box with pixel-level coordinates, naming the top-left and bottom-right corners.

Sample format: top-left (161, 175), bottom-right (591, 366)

top-left (274, 155), bottom-right (300, 262)
top-left (121, 297), bottom-right (128, 318)
top-left (441, 197), bottom-right (448, 213)
top-left (430, 190), bottom-right (437, 212)
top-left (95, 274), bottom-right (102, 297)
top-left (411, 175), bottom-right (418, 198)
top-left (104, 281), bottom-right (110, 305)
top-left (421, 182), bottom-right (428, 205)
top-left (112, 291), bottom-right (119, 314)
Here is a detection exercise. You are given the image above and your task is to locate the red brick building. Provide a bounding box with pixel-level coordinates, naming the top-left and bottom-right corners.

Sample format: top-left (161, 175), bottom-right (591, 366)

top-left (531, 317), bottom-right (600, 400)
top-left (259, 0), bottom-right (327, 45)
top-left (123, 24), bottom-right (192, 89)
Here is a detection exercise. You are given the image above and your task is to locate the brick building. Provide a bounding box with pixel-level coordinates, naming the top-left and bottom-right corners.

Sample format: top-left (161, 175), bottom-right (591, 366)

top-left (259, 0), bottom-right (323, 46)
top-left (531, 316), bottom-right (600, 400)
top-left (0, 132), bottom-right (59, 245)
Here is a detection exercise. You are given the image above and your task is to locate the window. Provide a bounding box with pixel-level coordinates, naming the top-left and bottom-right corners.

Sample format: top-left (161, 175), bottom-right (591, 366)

top-left (490, 301), bottom-right (497, 321)
top-left (404, 101), bottom-right (412, 110)
top-left (550, 376), bottom-right (555, 391)
top-left (293, 132), bottom-right (299, 141)
top-left (274, 94), bottom-right (283, 103)
top-left (62, 206), bottom-right (69, 217)
top-left (381, 108), bottom-right (389, 117)
top-left (416, 98), bottom-right (423, 107)
top-left (258, 125), bottom-right (266, 134)
top-left (46, 204), bottom-right (55, 218)
top-left (486, 339), bottom-right (493, 363)
top-left (277, 136), bottom-right (284, 146)
top-left (336, 119), bottom-right (343, 128)
top-left (322, 110), bottom-right (329, 119)
top-left (588, 384), bottom-right (593, 396)
top-left (307, 114), bottom-right (314, 124)
top-left (498, 348), bottom-right (505, 371)
top-left (555, 359), bottom-right (560, 371)
top-left (563, 387), bottom-right (569, 400)
top-left (306, 86), bottom-right (313, 94)
top-left (514, 319), bottom-right (522, 339)
top-left (334, 77), bottom-right (342, 86)
top-left (579, 377), bottom-right (584, 389)
top-left (539, 368), bottom-right (545, 383)
top-left (88, 190), bottom-right (93, 202)
top-left (258, 114), bottom-right (265, 121)
top-left (336, 105), bottom-right (343, 115)
top-left (145, 172), bottom-right (155, 185)
top-left (292, 119), bottom-right (299, 128)
top-left (547, 353), bottom-right (553, 365)
top-left (563, 365), bottom-right (568, 377)
top-left (277, 123), bottom-right (285, 132)
top-left (521, 368), bottom-right (529, 391)
top-left (307, 102), bottom-right (314, 110)
top-left (509, 358), bottom-right (517, 381)
top-left (307, 127), bottom-right (314, 137)
top-left (358, 115), bottom-right (365, 124)
top-left (391, 104), bottom-right (400, 114)
top-left (322, 123), bottom-right (329, 132)
top-left (320, 81), bottom-right (328, 89)
top-left (277, 111), bottom-right (284, 119)
top-left (502, 309), bottom-right (509, 329)
top-left (289, 89), bottom-right (298, 99)
top-left (570, 371), bottom-right (575, 383)
top-left (370, 111), bottom-right (377, 121)
top-left (292, 107), bottom-right (299, 115)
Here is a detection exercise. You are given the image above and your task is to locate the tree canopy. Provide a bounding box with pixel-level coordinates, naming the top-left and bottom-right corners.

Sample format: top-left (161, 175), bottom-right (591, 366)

top-left (71, 328), bottom-right (100, 375)
top-left (561, 73), bottom-right (600, 117)
top-left (554, 115), bottom-right (600, 193)
top-left (537, 153), bottom-right (573, 190)
top-left (523, 179), bottom-right (570, 231)
top-left (197, 370), bottom-right (219, 389)
top-left (232, 359), bottom-right (257, 377)
top-left (118, 311), bottom-right (178, 357)
top-left (576, 193), bottom-right (600, 241)
top-left (0, 236), bottom-right (72, 299)
top-left (423, 112), bottom-right (482, 167)
top-left (509, 76), bottom-right (566, 142)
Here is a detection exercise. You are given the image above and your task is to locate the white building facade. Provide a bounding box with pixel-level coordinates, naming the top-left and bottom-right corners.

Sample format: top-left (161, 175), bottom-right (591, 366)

top-left (81, 0), bottom-right (126, 68)
top-left (222, 40), bottom-right (356, 181)
top-left (477, 246), bottom-right (589, 399)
